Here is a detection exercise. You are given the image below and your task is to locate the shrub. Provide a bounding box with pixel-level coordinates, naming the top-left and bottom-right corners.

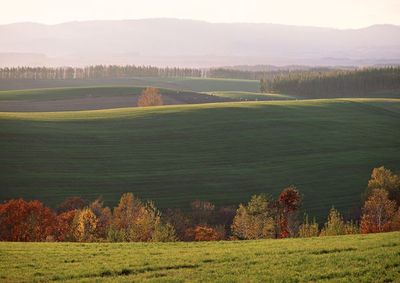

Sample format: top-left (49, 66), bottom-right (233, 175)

top-left (151, 223), bottom-right (177, 242)
top-left (320, 207), bottom-right (345, 236)
top-left (298, 214), bottom-right (319, 238)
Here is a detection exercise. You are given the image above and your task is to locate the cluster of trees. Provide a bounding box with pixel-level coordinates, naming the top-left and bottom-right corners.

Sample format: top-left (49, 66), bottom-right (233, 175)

top-left (137, 87), bottom-right (163, 107)
top-left (260, 67), bottom-right (400, 97)
top-left (0, 65), bottom-right (204, 80)
top-left (1, 166), bottom-right (399, 242)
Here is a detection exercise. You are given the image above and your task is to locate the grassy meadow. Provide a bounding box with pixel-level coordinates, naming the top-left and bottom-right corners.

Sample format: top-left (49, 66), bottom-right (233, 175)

top-left (0, 232), bottom-right (399, 282)
top-left (1, 98), bottom-right (400, 218)
top-left (209, 91), bottom-right (294, 101)
top-left (0, 77), bottom-right (261, 92)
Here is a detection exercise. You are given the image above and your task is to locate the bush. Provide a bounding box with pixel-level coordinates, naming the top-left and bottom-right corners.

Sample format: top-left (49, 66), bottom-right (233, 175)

top-left (320, 207), bottom-right (345, 236)
top-left (298, 214), bottom-right (319, 238)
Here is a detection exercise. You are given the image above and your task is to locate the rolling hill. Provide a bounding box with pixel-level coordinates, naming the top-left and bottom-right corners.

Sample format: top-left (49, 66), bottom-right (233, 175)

top-left (0, 232), bottom-right (399, 282)
top-left (1, 99), bottom-right (400, 219)
top-left (0, 86), bottom-right (234, 111)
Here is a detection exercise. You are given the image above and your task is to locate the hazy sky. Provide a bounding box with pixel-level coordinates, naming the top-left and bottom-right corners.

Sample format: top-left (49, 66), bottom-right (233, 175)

top-left (1, 0), bottom-right (399, 28)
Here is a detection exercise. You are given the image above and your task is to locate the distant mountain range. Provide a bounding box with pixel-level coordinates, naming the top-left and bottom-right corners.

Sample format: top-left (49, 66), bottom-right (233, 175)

top-left (1, 19), bottom-right (400, 67)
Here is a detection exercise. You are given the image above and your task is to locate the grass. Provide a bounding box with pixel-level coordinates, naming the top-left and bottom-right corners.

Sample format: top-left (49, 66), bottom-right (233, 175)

top-left (0, 77), bottom-right (261, 92)
top-left (0, 232), bottom-right (399, 282)
top-left (0, 86), bottom-right (203, 101)
top-left (209, 91), bottom-right (294, 101)
top-left (1, 98), bottom-right (400, 219)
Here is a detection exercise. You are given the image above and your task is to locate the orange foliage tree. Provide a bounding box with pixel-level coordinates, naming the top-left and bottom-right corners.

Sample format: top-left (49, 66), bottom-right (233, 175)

top-left (0, 199), bottom-right (55, 241)
top-left (184, 225), bottom-right (223, 241)
top-left (360, 189), bottom-right (397, 233)
top-left (137, 87), bottom-right (163, 107)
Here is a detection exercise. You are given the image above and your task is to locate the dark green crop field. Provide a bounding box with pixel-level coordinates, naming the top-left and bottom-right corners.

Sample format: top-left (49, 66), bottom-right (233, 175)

top-left (1, 98), bottom-right (400, 218)
top-left (0, 232), bottom-right (399, 282)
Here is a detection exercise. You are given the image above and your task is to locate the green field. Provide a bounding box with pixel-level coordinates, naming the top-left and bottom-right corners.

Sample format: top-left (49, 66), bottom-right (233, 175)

top-left (0, 77), bottom-right (261, 92)
top-left (0, 232), bottom-right (399, 282)
top-left (209, 91), bottom-right (294, 101)
top-left (1, 98), bottom-right (400, 218)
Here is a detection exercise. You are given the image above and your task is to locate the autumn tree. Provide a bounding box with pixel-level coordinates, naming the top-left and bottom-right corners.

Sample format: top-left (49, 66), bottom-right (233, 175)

top-left (360, 189), bottom-right (397, 233)
top-left (151, 222), bottom-right (177, 242)
top-left (277, 186), bottom-right (302, 238)
top-left (366, 166), bottom-right (400, 206)
top-left (137, 87), bottom-right (163, 107)
top-left (90, 199), bottom-right (112, 239)
top-left (112, 193), bottom-right (143, 240)
top-left (74, 208), bottom-right (98, 242)
top-left (298, 214), bottom-right (319, 238)
top-left (56, 197), bottom-right (86, 214)
top-left (190, 200), bottom-right (215, 226)
top-left (231, 195), bottom-right (275, 240)
top-left (54, 209), bottom-right (78, 241)
top-left (0, 199), bottom-right (55, 241)
top-left (163, 208), bottom-right (190, 241)
top-left (320, 207), bottom-right (345, 236)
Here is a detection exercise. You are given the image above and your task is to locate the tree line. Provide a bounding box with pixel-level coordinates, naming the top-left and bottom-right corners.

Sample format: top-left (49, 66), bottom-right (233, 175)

top-left (0, 65), bottom-right (204, 80)
top-left (0, 166), bottom-right (399, 242)
top-left (260, 67), bottom-right (400, 98)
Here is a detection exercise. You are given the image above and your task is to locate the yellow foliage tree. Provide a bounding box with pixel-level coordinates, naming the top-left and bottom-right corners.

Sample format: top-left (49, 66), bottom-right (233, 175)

top-left (74, 208), bottom-right (98, 242)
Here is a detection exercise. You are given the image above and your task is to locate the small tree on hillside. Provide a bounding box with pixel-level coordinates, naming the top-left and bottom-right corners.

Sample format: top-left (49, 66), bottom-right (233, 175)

top-left (277, 186), bottom-right (302, 238)
top-left (298, 214), bottom-right (319, 238)
top-left (366, 166), bottom-right (400, 206)
top-left (320, 207), bottom-right (345, 236)
top-left (360, 188), bottom-right (396, 233)
top-left (137, 87), bottom-right (163, 107)
top-left (231, 194), bottom-right (275, 240)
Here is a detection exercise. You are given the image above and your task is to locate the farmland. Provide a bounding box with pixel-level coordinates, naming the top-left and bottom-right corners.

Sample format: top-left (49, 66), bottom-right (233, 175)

top-left (0, 232), bottom-right (399, 282)
top-left (1, 98), bottom-right (400, 219)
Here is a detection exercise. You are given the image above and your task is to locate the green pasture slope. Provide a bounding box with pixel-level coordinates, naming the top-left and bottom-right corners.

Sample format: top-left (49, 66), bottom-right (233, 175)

top-left (0, 232), bottom-right (399, 282)
top-left (0, 77), bottom-right (261, 92)
top-left (1, 98), bottom-right (400, 218)
top-left (209, 91), bottom-right (294, 101)
top-left (0, 86), bottom-right (213, 102)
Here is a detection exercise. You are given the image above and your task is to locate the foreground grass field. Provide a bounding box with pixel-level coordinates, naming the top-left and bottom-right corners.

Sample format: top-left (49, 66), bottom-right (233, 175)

top-left (1, 98), bottom-right (400, 218)
top-left (0, 232), bottom-right (399, 282)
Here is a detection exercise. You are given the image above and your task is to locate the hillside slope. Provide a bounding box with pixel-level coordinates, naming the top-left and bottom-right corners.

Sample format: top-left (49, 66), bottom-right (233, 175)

top-left (1, 99), bottom-right (400, 218)
top-left (0, 232), bottom-right (399, 282)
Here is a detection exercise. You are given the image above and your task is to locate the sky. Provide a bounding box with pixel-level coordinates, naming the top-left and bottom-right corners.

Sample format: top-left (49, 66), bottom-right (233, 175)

top-left (1, 0), bottom-right (399, 29)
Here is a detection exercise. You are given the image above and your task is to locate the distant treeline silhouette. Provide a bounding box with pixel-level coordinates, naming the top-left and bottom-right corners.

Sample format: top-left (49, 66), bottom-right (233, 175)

top-left (260, 67), bottom-right (400, 97)
top-left (0, 166), bottom-right (399, 242)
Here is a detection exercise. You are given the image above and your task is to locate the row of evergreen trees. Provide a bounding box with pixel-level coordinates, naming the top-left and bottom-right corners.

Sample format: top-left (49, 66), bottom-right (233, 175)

top-left (260, 67), bottom-right (400, 97)
top-left (0, 65), bottom-right (204, 80)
